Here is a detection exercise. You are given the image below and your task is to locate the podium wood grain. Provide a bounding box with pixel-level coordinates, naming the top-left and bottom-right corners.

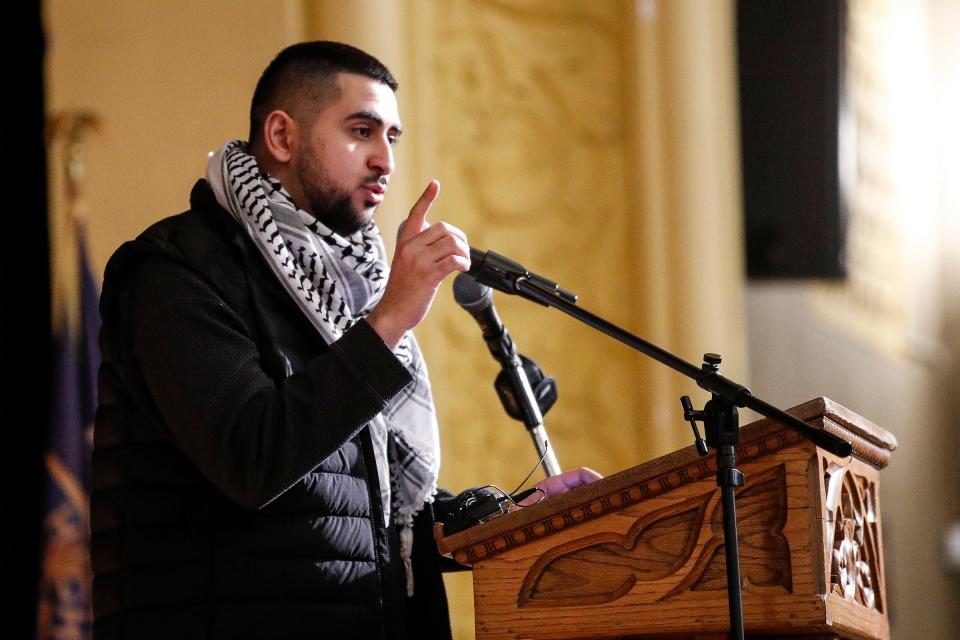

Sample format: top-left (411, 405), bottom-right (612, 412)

top-left (436, 398), bottom-right (897, 640)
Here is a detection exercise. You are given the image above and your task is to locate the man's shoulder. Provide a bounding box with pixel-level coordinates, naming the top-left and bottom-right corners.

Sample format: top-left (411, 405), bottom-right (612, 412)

top-left (108, 181), bottom-right (235, 271)
top-left (100, 180), bottom-right (242, 323)
top-left (138, 179), bottom-right (233, 252)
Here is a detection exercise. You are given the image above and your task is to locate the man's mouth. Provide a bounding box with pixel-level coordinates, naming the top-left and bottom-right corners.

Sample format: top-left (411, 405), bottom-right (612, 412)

top-left (362, 182), bottom-right (386, 205)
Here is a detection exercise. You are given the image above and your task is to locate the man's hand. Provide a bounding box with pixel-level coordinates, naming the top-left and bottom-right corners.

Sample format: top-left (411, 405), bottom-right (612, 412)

top-left (517, 467), bottom-right (603, 507)
top-left (367, 180), bottom-right (471, 349)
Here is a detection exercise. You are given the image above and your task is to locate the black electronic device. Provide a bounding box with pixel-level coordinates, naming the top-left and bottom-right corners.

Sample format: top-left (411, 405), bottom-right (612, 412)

top-left (442, 444), bottom-right (551, 537)
top-left (442, 486), bottom-right (544, 536)
top-left (442, 487), bottom-right (512, 536)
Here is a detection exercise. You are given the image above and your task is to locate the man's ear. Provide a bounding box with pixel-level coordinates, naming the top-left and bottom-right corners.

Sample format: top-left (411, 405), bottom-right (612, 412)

top-left (261, 109), bottom-right (298, 164)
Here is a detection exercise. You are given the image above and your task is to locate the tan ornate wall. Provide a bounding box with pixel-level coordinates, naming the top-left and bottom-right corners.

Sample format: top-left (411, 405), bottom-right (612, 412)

top-left (311, 1), bottom-right (747, 637)
top-left (313, 0), bottom-right (746, 477)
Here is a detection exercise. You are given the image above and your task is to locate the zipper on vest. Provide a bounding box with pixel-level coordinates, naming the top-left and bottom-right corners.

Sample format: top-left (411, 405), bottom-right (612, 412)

top-left (359, 430), bottom-right (388, 640)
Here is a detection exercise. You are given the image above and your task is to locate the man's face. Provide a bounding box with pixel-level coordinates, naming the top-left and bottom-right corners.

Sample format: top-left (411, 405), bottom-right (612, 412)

top-left (293, 72), bottom-right (402, 235)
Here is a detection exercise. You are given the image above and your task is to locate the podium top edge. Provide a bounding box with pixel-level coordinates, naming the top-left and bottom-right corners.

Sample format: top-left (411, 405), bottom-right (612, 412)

top-left (764, 396), bottom-right (899, 452)
top-left (436, 397), bottom-right (896, 554)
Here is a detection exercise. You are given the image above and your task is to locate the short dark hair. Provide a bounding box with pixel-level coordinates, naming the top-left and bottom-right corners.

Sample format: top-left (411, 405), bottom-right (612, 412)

top-left (248, 41), bottom-right (398, 147)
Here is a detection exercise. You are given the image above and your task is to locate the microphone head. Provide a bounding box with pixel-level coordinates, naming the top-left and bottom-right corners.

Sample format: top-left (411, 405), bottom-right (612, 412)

top-left (453, 273), bottom-right (493, 312)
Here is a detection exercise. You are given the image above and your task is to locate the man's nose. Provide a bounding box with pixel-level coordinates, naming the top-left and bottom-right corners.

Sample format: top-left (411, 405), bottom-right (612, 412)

top-left (369, 138), bottom-right (395, 177)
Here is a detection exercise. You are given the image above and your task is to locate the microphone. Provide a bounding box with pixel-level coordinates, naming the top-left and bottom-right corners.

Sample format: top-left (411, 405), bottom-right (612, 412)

top-left (452, 271), bottom-right (512, 364)
top-left (397, 220), bottom-right (576, 303)
top-left (397, 220), bottom-right (578, 306)
top-left (468, 248), bottom-right (578, 304)
top-left (453, 273), bottom-right (562, 477)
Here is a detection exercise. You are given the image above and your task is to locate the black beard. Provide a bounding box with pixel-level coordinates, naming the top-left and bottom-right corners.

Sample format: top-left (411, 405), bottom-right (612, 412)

top-left (305, 188), bottom-right (373, 236)
top-left (295, 138), bottom-right (377, 236)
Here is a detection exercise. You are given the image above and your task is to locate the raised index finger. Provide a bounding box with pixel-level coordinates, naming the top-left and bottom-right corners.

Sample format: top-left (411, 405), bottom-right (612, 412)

top-left (399, 180), bottom-right (440, 244)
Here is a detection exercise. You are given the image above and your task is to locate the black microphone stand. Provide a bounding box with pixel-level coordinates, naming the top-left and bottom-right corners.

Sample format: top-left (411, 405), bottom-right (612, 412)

top-left (507, 275), bottom-right (852, 640)
top-left (486, 325), bottom-right (563, 478)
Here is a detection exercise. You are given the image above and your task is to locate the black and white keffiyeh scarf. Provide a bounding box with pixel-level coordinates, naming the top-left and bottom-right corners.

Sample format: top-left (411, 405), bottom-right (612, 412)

top-left (206, 140), bottom-right (439, 594)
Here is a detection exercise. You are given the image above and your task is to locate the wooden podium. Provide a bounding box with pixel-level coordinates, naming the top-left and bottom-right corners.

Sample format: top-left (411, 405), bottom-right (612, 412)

top-left (436, 398), bottom-right (898, 639)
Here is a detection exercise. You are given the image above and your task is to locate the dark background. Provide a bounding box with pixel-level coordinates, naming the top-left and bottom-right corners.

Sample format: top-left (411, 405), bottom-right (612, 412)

top-left (738, 0), bottom-right (848, 279)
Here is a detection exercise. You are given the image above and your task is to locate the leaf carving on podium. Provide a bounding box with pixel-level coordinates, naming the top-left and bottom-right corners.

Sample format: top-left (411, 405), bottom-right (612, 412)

top-left (517, 492), bottom-right (712, 608)
top-left (661, 463), bottom-right (792, 600)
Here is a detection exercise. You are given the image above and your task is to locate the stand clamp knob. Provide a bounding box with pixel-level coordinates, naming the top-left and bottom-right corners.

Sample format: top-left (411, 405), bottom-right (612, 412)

top-left (680, 395), bottom-right (709, 457)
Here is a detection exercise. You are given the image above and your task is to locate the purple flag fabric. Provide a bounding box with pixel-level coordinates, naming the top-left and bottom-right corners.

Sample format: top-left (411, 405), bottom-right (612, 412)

top-left (37, 229), bottom-right (100, 640)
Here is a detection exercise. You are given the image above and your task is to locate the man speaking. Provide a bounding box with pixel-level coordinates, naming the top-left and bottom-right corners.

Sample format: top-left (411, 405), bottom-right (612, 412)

top-left (92, 41), bottom-right (597, 639)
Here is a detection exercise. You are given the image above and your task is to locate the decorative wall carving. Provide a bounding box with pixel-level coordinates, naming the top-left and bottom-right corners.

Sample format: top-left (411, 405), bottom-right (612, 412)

top-left (423, 0), bottom-right (643, 494)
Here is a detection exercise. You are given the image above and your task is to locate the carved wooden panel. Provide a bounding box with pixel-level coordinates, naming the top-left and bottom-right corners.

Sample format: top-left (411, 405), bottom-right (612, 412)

top-left (667, 463), bottom-right (792, 598)
top-left (516, 463), bottom-right (793, 609)
top-left (823, 459), bottom-right (884, 613)
top-left (443, 426), bottom-right (817, 566)
top-left (437, 398), bottom-right (894, 639)
top-left (518, 491), bottom-right (712, 607)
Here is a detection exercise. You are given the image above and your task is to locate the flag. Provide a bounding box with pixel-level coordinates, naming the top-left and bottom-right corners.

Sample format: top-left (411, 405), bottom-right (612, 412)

top-left (37, 227), bottom-right (99, 640)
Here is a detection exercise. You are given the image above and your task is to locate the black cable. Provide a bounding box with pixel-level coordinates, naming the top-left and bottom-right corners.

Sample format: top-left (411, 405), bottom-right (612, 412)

top-left (505, 440), bottom-right (551, 507)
